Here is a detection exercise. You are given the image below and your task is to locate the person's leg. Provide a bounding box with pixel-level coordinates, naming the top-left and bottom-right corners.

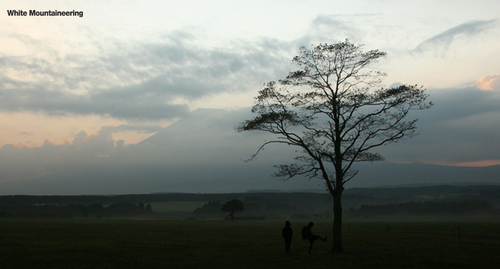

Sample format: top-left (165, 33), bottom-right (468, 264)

top-left (308, 238), bottom-right (315, 254)
top-left (285, 239), bottom-right (291, 252)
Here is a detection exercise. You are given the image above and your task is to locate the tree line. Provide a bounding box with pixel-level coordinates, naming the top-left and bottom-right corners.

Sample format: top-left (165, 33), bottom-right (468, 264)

top-left (0, 202), bottom-right (152, 219)
top-left (347, 200), bottom-right (497, 218)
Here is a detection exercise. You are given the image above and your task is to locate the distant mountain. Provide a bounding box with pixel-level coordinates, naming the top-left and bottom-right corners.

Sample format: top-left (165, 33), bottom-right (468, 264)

top-left (139, 108), bottom-right (246, 146)
top-left (349, 162), bottom-right (500, 188)
top-left (1, 108), bottom-right (499, 195)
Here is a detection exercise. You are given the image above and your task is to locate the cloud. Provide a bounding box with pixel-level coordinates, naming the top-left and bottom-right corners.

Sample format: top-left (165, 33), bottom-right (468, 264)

top-left (303, 14), bottom-right (387, 46)
top-left (377, 86), bottom-right (500, 164)
top-left (110, 124), bottom-right (163, 134)
top-left (0, 109), bottom-right (290, 194)
top-left (10, 15), bottom-right (493, 122)
top-left (473, 73), bottom-right (500, 91)
top-left (0, 83), bottom-right (190, 120)
top-left (0, 32), bottom-right (292, 120)
top-left (413, 20), bottom-right (496, 53)
top-left (2, 95), bottom-right (499, 194)
top-left (310, 15), bottom-right (360, 40)
top-left (19, 131), bottom-right (34, 136)
top-left (0, 125), bottom-right (119, 183)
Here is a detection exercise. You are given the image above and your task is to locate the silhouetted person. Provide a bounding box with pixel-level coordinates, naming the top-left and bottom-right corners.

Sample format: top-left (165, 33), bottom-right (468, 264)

top-left (302, 222), bottom-right (326, 254)
top-left (282, 220), bottom-right (293, 252)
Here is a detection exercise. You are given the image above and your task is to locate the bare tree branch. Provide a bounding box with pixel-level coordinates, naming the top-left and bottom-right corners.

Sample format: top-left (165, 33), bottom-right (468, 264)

top-left (237, 40), bottom-right (432, 253)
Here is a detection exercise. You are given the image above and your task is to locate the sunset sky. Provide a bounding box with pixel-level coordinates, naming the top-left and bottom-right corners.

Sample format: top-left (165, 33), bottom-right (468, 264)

top-left (1, 0), bottom-right (499, 194)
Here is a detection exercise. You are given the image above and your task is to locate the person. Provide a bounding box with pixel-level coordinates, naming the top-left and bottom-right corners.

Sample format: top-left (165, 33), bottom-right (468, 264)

top-left (282, 220), bottom-right (293, 252)
top-left (302, 222), bottom-right (327, 254)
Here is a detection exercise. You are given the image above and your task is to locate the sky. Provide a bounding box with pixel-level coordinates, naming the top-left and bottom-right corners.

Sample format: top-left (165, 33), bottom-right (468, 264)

top-left (0, 0), bottom-right (499, 194)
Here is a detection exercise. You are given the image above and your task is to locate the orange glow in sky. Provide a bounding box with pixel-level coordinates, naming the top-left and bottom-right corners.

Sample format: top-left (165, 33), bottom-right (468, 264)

top-left (0, 113), bottom-right (162, 147)
top-left (473, 73), bottom-right (500, 91)
top-left (425, 159), bottom-right (500, 167)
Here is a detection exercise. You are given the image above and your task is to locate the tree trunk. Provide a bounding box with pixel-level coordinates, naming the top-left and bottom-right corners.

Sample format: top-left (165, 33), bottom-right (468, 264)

top-left (332, 189), bottom-right (343, 253)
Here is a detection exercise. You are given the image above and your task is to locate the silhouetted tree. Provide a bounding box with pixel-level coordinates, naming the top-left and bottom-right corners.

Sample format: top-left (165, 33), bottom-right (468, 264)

top-left (222, 199), bottom-right (244, 222)
top-left (145, 204), bottom-right (152, 213)
top-left (88, 203), bottom-right (106, 216)
top-left (107, 203), bottom-right (143, 216)
top-left (237, 40), bottom-right (432, 252)
top-left (349, 200), bottom-right (495, 217)
top-left (193, 200), bottom-right (224, 216)
top-left (137, 202), bottom-right (145, 211)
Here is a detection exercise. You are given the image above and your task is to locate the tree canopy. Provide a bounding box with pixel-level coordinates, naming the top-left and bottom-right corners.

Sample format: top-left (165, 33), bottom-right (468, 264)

top-left (237, 40), bottom-right (432, 252)
top-left (221, 199), bottom-right (244, 222)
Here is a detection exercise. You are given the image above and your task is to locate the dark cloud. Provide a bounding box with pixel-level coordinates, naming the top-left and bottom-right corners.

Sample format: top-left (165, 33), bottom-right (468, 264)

top-left (0, 82), bottom-right (190, 120)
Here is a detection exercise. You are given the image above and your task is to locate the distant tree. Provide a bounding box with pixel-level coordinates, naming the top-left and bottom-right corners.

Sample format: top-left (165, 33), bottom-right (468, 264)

top-left (237, 40), bottom-right (432, 252)
top-left (350, 200), bottom-right (495, 217)
top-left (88, 203), bottom-right (106, 216)
top-left (0, 210), bottom-right (13, 218)
top-left (137, 202), bottom-right (145, 211)
top-left (107, 203), bottom-right (142, 216)
top-left (193, 200), bottom-right (224, 216)
top-left (222, 199), bottom-right (245, 222)
top-left (145, 204), bottom-right (152, 213)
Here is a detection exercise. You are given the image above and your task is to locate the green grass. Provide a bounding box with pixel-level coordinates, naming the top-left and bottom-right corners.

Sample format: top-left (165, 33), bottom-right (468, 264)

top-left (0, 219), bottom-right (498, 268)
top-left (149, 201), bottom-right (206, 212)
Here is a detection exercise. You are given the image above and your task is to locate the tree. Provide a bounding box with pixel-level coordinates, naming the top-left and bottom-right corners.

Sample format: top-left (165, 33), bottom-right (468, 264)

top-left (221, 199), bottom-right (245, 222)
top-left (193, 200), bottom-right (224, 216)
top-left (145, 204), bottom-right (152, 213)
top-left (236, 40), bottom-right (432, 253)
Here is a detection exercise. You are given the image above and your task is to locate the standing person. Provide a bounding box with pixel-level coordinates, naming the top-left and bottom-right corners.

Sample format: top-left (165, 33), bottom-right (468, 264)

top-left (302, 222), bottom-right (327, 254)
top-left (282, 221), bottom-right (293, 252)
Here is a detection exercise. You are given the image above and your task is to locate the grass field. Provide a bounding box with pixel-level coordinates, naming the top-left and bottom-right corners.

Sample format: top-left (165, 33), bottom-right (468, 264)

top-left (0, 219), bottom-right (498, 268)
